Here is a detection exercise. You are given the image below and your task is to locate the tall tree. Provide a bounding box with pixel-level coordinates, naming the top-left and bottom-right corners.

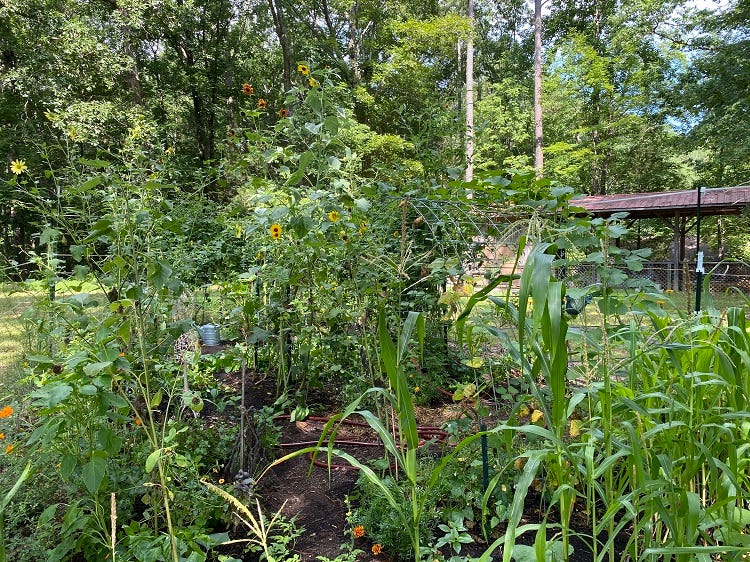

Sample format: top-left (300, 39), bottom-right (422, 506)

top-left (533, 0), bottom-right (543, 175)
top-left (465, 0), bottom-right (475, 181)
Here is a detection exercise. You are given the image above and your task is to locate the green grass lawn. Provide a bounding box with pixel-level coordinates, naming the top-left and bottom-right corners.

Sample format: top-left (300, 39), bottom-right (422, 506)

top-left (0, 290), bottom-right (31, 385)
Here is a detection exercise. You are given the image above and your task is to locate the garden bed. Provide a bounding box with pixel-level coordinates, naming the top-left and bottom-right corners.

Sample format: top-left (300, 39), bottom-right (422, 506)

top-left (207, 370), bottom-right (629, 562)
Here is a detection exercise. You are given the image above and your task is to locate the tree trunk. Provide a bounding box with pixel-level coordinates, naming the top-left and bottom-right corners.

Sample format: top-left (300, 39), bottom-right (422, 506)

top-left (268, 0), bottom-right (293, 91)
top-left (121, 24), bottom-right (143, 105)
top-left (533, 0), bottom-right (543, 177)
top-left (347, 1), bottom-right (361, 84)
top-left (465, 0), bottom-right (474, 182)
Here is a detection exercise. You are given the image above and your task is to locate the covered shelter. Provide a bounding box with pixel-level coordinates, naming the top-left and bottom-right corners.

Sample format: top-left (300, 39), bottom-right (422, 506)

top-left (572, 186), bottom-right (750, 289)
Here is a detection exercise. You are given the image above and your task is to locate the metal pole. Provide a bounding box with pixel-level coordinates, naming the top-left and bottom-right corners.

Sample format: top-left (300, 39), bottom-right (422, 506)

top-left (695, 187), bottom-right (706, 313)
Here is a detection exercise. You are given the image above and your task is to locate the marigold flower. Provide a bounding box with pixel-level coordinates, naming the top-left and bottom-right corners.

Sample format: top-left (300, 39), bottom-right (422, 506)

top-left (352, 524), bottom-right (365, 538)
top-left (5, 444), bottom-right (15, 454)
top-left (269, 224), bottom-right (282, 239)
top-left (328, 210), bottom-right (339, 222)
top-left (372, 544), bottom-right (382, 555)
top-left (0, 406), bottom-right (13, 419)
top-left (241, 83), bottom-right (254, 96)
top-left (257, 98), bottom-right (267, 109)
top-left (10, 160), bottom-right (27, 175)
top-left (414, 386), bottom-right (420, 393)
top-left (135, 417), bottom-right (142, 426)
top-left (531, 409), bottom-right (544, 424)
top-left (308, 77), bottom-right (319, 88)
top-left (0, 433), bottom-right (5, 440)
top-left (278, 108), bottom-right (290, 118)
top-left (518, 405), bottom-right (530, 418)
top-left (297, 63), bottom-right (310, 75)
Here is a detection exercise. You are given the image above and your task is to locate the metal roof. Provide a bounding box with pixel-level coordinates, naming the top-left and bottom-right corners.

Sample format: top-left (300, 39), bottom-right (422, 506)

top-left (572, 186), bottom-right (750, 219)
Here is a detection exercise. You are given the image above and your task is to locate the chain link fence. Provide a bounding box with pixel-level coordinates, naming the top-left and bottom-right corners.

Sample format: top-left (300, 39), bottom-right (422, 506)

top-left (565, 261), bottom-right (750, 293)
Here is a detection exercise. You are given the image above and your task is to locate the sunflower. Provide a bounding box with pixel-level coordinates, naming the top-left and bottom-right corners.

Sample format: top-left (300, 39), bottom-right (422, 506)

top-left (10, 160), bottom-right (27, 175)
top-left (308, 77), bottom-right (319, 88)
top-left (278, 108), bottom-right (290, 118)
top-left (241, 83), bottom-right (254, 96)
top-left (257, 98), bottom-right (267, 109)
top-left (269, 224), bottom-right (282, 239)
top-left (328, 210), bottom-right (339, 222)
top-left (297, 63), bottom-right (310, 76)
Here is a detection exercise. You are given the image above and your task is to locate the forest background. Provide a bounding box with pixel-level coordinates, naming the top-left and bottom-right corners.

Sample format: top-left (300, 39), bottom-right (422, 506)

top-left (2, 0), bottom-right (750, 271)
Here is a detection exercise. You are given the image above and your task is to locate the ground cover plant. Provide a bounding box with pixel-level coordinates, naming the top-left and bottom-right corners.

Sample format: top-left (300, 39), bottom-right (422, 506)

top-left (1, 61), bottom-right (749, 562)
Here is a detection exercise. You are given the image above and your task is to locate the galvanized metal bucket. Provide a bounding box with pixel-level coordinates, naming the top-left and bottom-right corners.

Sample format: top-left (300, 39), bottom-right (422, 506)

top-left (194, 323), bottom-right (221, 346)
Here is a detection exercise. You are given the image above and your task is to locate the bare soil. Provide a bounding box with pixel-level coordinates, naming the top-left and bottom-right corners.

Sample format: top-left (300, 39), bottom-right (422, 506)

top-left (208, 366), bottom-right (627, 562)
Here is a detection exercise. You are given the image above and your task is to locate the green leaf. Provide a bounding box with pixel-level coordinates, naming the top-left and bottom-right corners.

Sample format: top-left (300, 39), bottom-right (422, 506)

top-left (83, 361), bottom-right (112, 377)
top-left (324, 115), bottom-right (339, 135)
top-left (69, 245), bottom-right (85, 262)
top-left (38, 504), bottom-right (58, 526)
top-left (82, 455), bottom-right (107, 494)
top-left (78, 158), bottom-right (111, 168)
top-left (78, 384), bottom-right (98, 396)
top-left (32, 383), bottom-right (73, 408)
top-left (0, 461), bottom-right (32, 512)
top-left (59, 454), bottom-right (77, 479)
top-left (79, 175), bottom-right (104, 191)
top-left (145, 449), bottom-right (162, 473)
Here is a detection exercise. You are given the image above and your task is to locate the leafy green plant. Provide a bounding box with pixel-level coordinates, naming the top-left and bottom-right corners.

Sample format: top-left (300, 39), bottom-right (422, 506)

top-left (200, 479), bottom-right (301, 562)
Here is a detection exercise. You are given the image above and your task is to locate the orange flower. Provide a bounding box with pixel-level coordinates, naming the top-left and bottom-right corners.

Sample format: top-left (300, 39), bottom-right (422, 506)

top-left (0, 406), bottom-right (13, 419)
top-left (278, 108), bottom-right (290, 118)
top-left (241, 83), bottom-right (254, 96)
top-left (372, 544), bottom-right (382, 555)
top-left (135, 417), bottom-right (142, 426)
top-left (5, 444), bottom-right (15, 454)
top-left (0, 433), bottom-right (5, 440)
top-left (257, 98), bottom-right (267, 109)
top-left (352, 524), bottom-right (365, 538)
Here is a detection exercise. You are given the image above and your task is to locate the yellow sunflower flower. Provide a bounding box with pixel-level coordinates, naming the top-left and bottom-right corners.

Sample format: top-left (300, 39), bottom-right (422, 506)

top-left (10, 160), bottom-right (27, 175)
top-left (269, 224), bottom-right (282, 239)
top-left (328, 210), bottom-right (339, 222)
top-left (297, 63), bottom-right (310, 76)
top-left (241, 83), bottom-right (254, 96)
top-left (308, 77), bottom-right (319, 88)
